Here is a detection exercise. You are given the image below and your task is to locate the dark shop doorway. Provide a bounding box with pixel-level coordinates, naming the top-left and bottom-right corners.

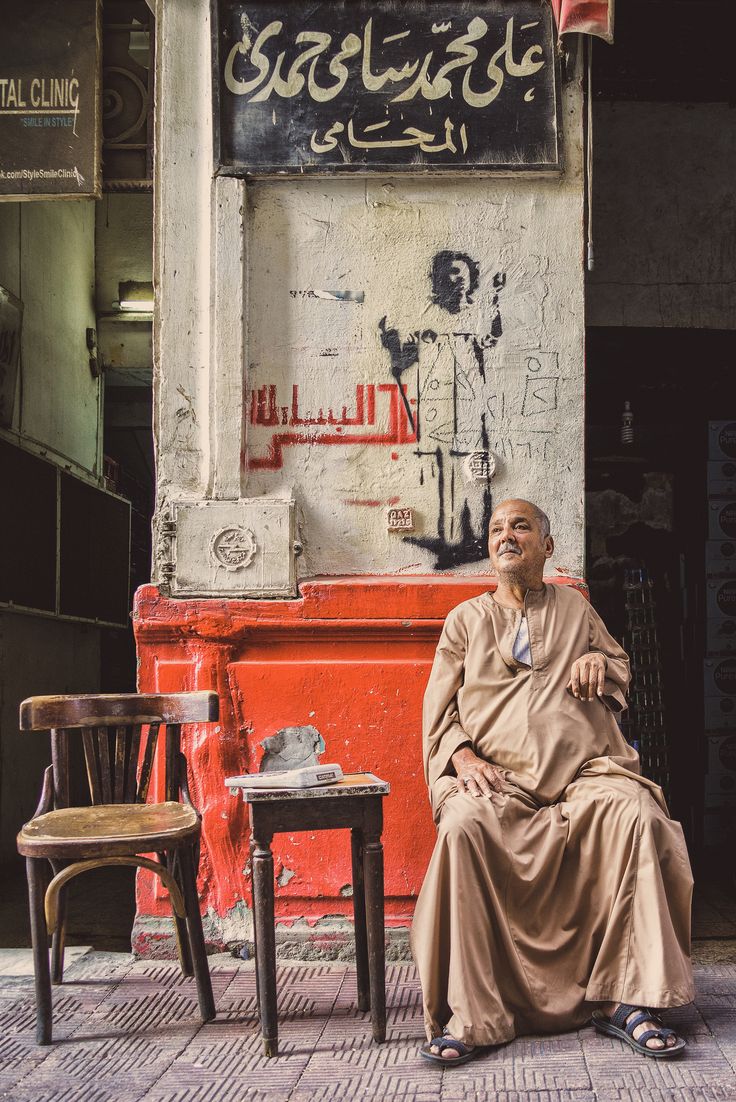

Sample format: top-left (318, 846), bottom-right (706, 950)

top-left (585, 327), bottom-right (735, 892)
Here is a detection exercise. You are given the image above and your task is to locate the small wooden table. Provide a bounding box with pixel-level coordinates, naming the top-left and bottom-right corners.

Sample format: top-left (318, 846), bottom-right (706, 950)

top-left (231, 772), bottom-right (390, 1057)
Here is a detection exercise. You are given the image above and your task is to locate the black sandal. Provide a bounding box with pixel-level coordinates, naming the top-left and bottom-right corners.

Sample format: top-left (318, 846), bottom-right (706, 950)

top-left (420, 1030), bottom-right (479, 1065)
top-left (592, 1003), bottom-right (686, 1058)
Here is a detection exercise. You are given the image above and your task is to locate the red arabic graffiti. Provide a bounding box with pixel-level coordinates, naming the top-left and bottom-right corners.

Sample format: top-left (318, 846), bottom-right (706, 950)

top-left (248, 382), bottom-right (417, 470)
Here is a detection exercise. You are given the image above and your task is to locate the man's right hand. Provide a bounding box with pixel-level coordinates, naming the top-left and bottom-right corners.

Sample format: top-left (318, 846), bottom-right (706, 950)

top-left (451, 745), bottom-right (507, 797)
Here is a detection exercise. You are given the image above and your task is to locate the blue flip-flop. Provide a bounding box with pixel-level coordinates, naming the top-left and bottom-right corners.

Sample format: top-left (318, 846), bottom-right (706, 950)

top-left (420, 1031), bottom-right (479, 1065)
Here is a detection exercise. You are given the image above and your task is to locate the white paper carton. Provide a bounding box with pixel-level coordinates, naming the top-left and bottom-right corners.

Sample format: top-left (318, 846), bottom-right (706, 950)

top-left (708, 499), bottom-right (736, 540)
top-left (704, 658), bottom-right (736, 696)
top-left (707, 733), bottom-right (736, 774)
top-left (706, 541), bottom-right (736, 577)
top-left (225, 763), bottom-right (344, 791)
top-left (708, 460), bottom-right (736, 497)
top-left (704, 697), bottom-right (736, 729)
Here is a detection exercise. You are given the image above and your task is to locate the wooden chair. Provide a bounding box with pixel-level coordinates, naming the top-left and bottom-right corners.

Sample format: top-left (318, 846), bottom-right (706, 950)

top-left (16, 691), bottom-right (219, 1044)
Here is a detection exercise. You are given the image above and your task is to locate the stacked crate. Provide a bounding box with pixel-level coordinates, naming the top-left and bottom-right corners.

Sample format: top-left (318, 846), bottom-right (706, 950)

top-left (704, 422), bottom-right (736, 847)
top-left (621, 568), bottom-right (671, 806)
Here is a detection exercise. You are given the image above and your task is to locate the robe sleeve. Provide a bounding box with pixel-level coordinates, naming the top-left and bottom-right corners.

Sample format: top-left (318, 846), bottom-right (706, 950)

top-left (587, 600), bottom-right (631, 713)
top-left (422, 608), bottom-right (471, 788)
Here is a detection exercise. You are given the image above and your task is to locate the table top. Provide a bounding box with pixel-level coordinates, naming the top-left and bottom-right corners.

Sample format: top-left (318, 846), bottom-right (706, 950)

top-left (232, 772), bottom-right (390, 803)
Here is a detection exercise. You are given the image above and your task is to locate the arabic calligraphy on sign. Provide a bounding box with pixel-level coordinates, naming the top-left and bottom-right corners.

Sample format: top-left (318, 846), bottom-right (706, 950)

top-left (215, 1), bottom-right (560, 173)
top-left (310, 116), bottom-right (469, 156)
top-left (224, 15), bottom-right (544, 108)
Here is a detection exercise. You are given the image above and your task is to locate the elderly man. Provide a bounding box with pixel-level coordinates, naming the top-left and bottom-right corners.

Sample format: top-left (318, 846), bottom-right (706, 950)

top-left (411, 499), bottom-right (694, 1065)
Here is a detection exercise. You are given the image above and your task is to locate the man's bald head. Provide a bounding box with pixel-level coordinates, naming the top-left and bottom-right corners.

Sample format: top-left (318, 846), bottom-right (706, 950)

top-left (491, 499), bottom-right (551, 538)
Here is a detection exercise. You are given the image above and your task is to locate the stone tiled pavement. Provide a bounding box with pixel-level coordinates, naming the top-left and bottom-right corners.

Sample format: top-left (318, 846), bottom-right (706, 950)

top-left (1, 954), bottom-right (736, 1102)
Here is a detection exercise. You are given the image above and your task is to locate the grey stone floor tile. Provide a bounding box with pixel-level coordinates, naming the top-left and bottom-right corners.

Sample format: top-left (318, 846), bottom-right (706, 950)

top-left (294, 1049), bottom-right (442, 1102)
top-left (593, 1091), bottom-right (736, 1102)
top-left (695, 965), bottom-right (736, 994)
top-left (0, 947), bottom-right (92, 978)
top-left (442, 1090), bottom-right (597, 1102)
top-left (584, 1030), bottom-right (735, 1091)
top-left (430, 1033), bottom-right (591, 1094)
top-left (290, 1087), bottom-right (440, 1102)
top-left (0, 1034), bottom-right (52, 1095)
top-left (141, 1088), bottom-right (294, 1102)
top-left (6, 1087), bottom-right (134, 1102)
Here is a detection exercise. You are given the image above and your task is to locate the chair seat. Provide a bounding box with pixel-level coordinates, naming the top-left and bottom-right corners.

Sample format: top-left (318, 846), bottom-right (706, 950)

top-left (17, 802), bottom-right (200, 859)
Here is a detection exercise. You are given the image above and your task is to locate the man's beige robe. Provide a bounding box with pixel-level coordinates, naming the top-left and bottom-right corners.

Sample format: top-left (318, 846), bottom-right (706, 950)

top-left (410, 583), bottom-right (695, 1047)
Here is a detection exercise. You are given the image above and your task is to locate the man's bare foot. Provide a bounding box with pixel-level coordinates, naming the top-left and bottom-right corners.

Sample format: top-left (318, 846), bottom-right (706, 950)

top-left (429, 1035), bottom-right (475, 1060)
top-left (598, 1001), bottom-right (678, 1050)
top-left (421, 1033), bottom-right (478, 1063)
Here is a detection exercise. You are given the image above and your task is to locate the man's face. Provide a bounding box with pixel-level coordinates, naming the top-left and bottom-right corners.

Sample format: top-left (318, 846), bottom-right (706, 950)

top-left (432, 254), bottom-right (474, 314)
top-left (488, 500), bottom-right (553, 584)
top-left (447, 259), bottom-right (471, 303)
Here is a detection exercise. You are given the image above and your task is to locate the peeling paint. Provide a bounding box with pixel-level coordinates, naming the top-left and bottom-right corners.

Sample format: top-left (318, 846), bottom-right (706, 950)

top-left (260, 725), bottom-right (324, 771)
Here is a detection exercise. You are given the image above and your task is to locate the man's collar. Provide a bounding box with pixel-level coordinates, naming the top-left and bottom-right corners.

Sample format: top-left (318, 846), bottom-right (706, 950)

top-left (489, 581), bottom-right (549, 611)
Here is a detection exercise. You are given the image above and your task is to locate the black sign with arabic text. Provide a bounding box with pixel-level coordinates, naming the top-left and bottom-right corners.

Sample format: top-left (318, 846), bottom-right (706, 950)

top-left (213, 0), bottom-right (561, 174)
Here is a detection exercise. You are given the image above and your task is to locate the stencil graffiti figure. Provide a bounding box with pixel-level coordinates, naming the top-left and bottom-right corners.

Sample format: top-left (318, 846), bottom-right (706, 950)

top-left (431, 251), bottom-right (480, 315)
top-left (380, 252), bottom-right (506, 569)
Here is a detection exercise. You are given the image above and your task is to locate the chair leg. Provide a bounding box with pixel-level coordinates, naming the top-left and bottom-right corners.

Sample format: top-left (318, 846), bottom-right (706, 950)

top-left (162, 851), bottom-right (193, 978)
top-left (50, 884), bottom-right (67, 985)
top-left (26, 857), bottom-right (52, 1044)
top-left (179, 843), bottom-right (215, 1023)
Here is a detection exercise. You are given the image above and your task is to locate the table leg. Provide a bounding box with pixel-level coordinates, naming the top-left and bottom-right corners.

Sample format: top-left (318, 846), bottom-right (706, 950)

top-left (249, 838), bottom-right (260, 1010)
top-left (252, 832), bottom-right (278, 1057)
top-left (363, 832), bottom-right (386, 1043)
top-left (351, 829), bottom-right (370, 1012)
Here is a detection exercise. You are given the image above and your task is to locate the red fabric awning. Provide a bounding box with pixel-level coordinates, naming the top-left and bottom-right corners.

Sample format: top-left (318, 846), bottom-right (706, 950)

top-left (551, 0), bottom-right (615, 43)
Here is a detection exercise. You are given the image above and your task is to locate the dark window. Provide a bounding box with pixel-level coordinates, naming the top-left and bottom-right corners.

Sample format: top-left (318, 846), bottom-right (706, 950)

top-left (59, 474), bottom-right (130, 624)
top-left (0, 439), bottom-right (57, 611)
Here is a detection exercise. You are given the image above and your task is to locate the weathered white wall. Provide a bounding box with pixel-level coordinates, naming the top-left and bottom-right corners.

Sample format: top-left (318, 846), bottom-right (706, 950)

top-left (0, 200), bottom-right (100, 474)
top-left (153, 0), bottom-right (586, 584)
top-left (587, 102), bottom-right (736, 329)
top-left (245, 156), bottom-right (585, 576)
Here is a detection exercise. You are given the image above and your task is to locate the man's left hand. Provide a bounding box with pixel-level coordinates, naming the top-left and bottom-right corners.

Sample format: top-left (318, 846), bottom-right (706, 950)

top-left (567, 652), bottom-right (607, 701)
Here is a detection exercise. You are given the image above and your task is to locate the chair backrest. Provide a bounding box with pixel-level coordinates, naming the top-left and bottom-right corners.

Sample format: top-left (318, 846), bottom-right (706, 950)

top-left (19, 692), bottom-right (219, 809)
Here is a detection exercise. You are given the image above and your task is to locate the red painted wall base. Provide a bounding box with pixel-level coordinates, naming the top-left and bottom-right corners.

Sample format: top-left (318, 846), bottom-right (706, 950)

top-left (132, 575), bottom-right (584, 954)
